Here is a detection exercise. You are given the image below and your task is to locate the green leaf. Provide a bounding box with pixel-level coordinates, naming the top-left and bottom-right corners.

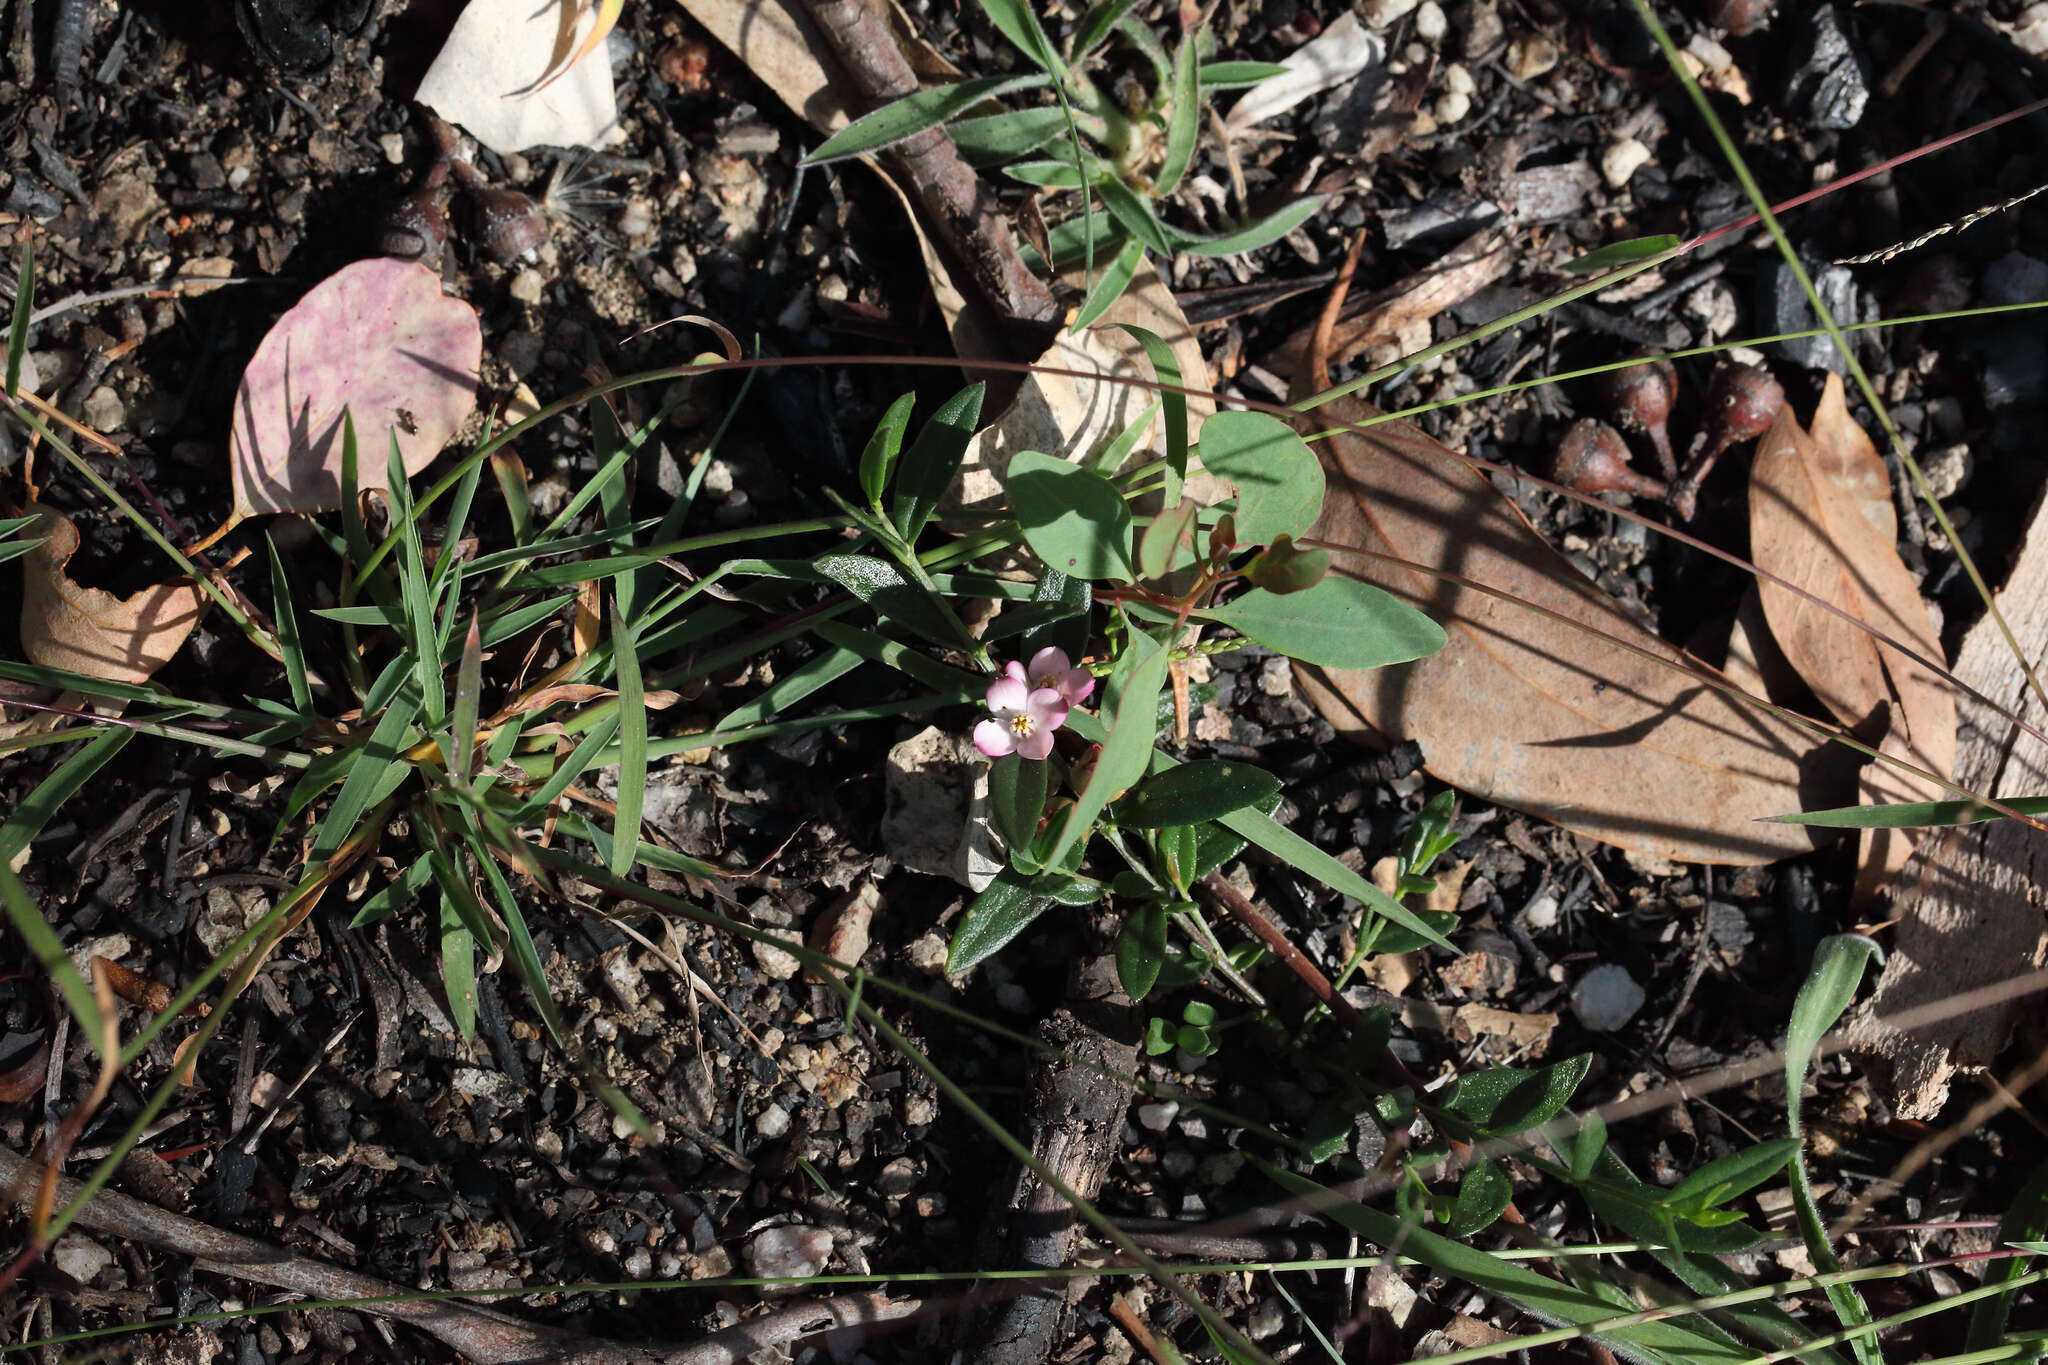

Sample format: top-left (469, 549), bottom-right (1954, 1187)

top-left (1144, 1015), bottom-right (1176, 1054)
top-left (1041, 210), bottom-right (1126, 272)
top-left (1116, 899), bottom-right (1167, 1001)
top-left (1156, 824), bottom-right (1198, 892)
top-left (950, 107), bottom-right (1072, 165)
top-left (1071, 235), bottom-right (1148, 331)
top-left (1005, 157), bottom-right (1108, 189)
top-left (449, 613), bottom-right (483, 782)
top-left (1663, 1138), bottom-right (1801, 1213)
top-left (1118, 760), bottom-right (1281, 828)
top-left (1243, 535), bottom-right (1330, 594)
top-left (387, 436), bottom-right (443, 725)
top-left (1044, 629), bottom-right (1168, 869)
top-left (892, 383), bottom-right (985, 545)
top-left (1968, 1160), bottom-right (2048, 1350)
top-left (436, 888), bottom-right (477, 1041)
top-left (1155, 37), bottom-right (1199, 197)
top-left (5, 238), bottom-right (31, 398)
top-left (948, 870), bottom-right (1062, 974)
top-left (0, 862), bottom-right (109, 1058)
top-left (1786, 935), bottom-right (1885, 1365)
top-left (989, 567), bottom-right (1091, 651)
top-left (0, 728), bottom-right (133, 873)
top-left (610, 606), bottom-right (645, 878)
top-left (814, 553), bottom-right (968, 650)
top-left (976, 0), bottom-right (1066, 74)
top-left (1768, 794), bottom-right (2048, 828)
top-left (1114, 325), bottom-right (1188, 500)
top-left (1007, 450), bottom-right (1136, 582)
top-left (1190, 820), bottom-right (1247, 881)
top-left (1262, 1162), bottom-right (1754, 1363)
top-left (1202, 578), bottom-right (1445, 668)
top-left (988, 752), bottom-right (1049, 851)
top-left (859, 391), bottom-right (917, 511)
top-left (1437, 1055), bottom-right (1593, 1137)
top-left (1450, 1160), bottom-right (1513, 1238)
top-left (1137, 497), bottom-right (1200, 581)
top-left (1070, 0), bottom-right (1142, 58)
top-left (803, 74), bottom-right (1049, 165)
top-left (266, 538), bottom-right (314, 718)
top-left (1569, 1113), bottom-right (1609, 1181)
top-left (1565, 235), bottom-right (1682, 275)
top-left (1164, 196), bottom-right (1324, 256)
top-left (1096, 175), bottom-right (1173, 254)
top-left (1195, 410), bottom-right (1323, 546)
top-left (350, 854), bottom-right (435, 928)
top-left (1198, 60), bottom-right (1290, 88)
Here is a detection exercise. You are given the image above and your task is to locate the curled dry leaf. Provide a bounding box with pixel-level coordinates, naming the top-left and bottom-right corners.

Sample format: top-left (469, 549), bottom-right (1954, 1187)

top-left (1293, 397), bottom-right (1847, 865)
top-left (415, 0), bottom-right (624, 154)
top-left (21, 507), bottom-right (203, 687)
top-left (227, 258), bottom-right (482, 529)
top-left (1748, 375), bottom-right (1954, 901)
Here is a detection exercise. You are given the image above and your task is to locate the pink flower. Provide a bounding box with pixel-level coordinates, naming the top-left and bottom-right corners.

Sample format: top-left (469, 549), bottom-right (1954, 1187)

top-left (1026, 646), bottom-right (1095, 705)
top-left (973, 661), bottom-right (1069, 761)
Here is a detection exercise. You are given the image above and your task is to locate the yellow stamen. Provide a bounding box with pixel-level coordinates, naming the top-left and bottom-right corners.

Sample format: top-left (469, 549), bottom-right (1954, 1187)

top-left (1009, 715), bottom-right (1035, 737)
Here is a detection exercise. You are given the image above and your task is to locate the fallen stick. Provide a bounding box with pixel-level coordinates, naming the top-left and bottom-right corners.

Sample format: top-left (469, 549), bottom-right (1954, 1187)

top-left (0, 1145), bottom-right (917, 1364)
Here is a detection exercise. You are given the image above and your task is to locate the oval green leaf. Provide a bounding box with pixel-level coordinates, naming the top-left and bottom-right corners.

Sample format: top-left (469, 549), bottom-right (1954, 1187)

top-left (1201, 578), bottom-right (1446, 668)
top-left (1117, 760), bottom-right (1281, 828)
top-left (1007, 449), bottom-right (1135, 582)
top-left (1195, 410), bottom-right (1324, 547)
top-left (1436, 1054), bottom-right (1593, 1137)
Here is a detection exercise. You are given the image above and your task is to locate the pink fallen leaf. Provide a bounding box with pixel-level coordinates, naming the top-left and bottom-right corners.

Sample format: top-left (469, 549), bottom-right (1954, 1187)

top-left (21, 507), bottom-right (204, 687)
top-left (227, 258), bottom-right (481, 526)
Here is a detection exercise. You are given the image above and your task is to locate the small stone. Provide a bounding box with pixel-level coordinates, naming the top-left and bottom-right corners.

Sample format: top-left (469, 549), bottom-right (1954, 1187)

top-left (905, 932), bottom-right (949, 975)
top-left (1434, 91), bottom-right (1471, 125)
top-left (1198, 1150), bottom-right (1245, 1186)
top-left (1445, 62), bottom-right (1476, 95)
top-left (378, 133), bottom-right (406, 165)
top-left (618, 197), bottom-right (656, 240)
top-left (1414, 1), bottom-right (1447, 43)
top-left (1504, 33), bottom-right (1558, 80)
top-left (53, 1235), bottom-right (113, 1284)
top-left (996, 982), bottom-right (1033, 1013)
top-left (751, 929), bottom-right (803, 981)
top-left (81, 385), bottom-right (125, 434)
top-left (1684, 280), bottom-right (1739, 342)
top-left (904, 1093), bottom-right (939, 1127)
top-left (1984, 252), bottom-right (2048, 308)
top-left (452, 1067), bottom-right (523, 1105)
top-left (876, 1157), bottom-right (919, 1195)
top-left (1258, 656), bottom-right (1292, 697)
top-left (624, 1247), bottom-right (653, 1279)
top-left (809, 881), bottom-right (877, 978)
top-left (1760, 257), bottom-right (1873, 372)
top-left (1362, 0), bottom-right (1419, 27)
top-left (755, 1103), bottom-right (791, 1139)
top-left (1522, 892), bottom-right (1559, 931)
top-left (1601, 137), bottom-right (1652, 189)
top-left (1783, 5), bottom-right (1870, 131)
top-left (508, 269), bottom-right (545, 304)
top-left (1919, 444), bottom-right (1972, 500)
top-left (1571, 964), bottom-right (1646, 1032)
top-left (1248, 1298), bottom-right (1288, 1340)
top-left (745, 1225), bottom-right (834, 1281)
top-left (1137, 1101), bottom-right (1180, 1132)
top-left (1162, 1147), bottom-right (1197, 1178)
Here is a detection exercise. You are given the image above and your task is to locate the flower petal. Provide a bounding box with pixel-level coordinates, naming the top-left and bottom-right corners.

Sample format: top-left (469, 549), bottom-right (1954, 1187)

top-left (973, 719), bottom-right (1018, 757)
top-left (1061, 668), bottom-right (1096, 704)
top-left (985, 674), bottom-right (1029, 714)
top-left (1017, 726), bottom-right (1056, 760)
top-left (1028, 688), bottom-right (1070, 732)
top-left (1005, 660), bottom-right (1028, 683)
top-left (1028, 646), bottom-right (1071, 684)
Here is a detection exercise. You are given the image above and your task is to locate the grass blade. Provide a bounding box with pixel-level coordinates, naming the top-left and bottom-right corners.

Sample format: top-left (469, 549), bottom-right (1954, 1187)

top-left (0, 863), bottom-right (109, 1053)
top-left (804, 74), bottom-right (1049, 165)
top-left (0, 728), bottom-right (133, 872)
top-left (449, 613), bottom-right (483, 782)
top-left (266, 536), bottom-right (314, 717)
top-left (609, 600), bottom-right (645, 877)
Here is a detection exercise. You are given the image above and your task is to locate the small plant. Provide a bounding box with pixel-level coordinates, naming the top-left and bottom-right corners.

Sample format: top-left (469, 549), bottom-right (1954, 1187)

top-left (801, 0), bottom-right (1314, 324)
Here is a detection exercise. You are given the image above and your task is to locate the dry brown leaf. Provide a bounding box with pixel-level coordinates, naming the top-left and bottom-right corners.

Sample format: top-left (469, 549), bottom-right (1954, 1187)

top-left (21, 508), bottom-right (204, 687)
top-left (1748, 380), bottom-right (1954, 900)
top-left (672, 0), bottom-right (952, 135)
top-left (1292, 398), bottom-right (1846, 865)
top-left (1845, 489), bottom-right (2048, 1118)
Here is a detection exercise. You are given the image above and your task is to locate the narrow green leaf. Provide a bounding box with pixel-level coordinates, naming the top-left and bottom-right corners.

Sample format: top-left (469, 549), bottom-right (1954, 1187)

top-left (1569, 1111), bottom-right (1607, 1181)
top-left (1071, 235), bottom-right (1148, 331)
top-left (350, 854), bottom-right (435, 928)
top-left (948, 871), bottom-right (1060, 974)
top-left (1045, 629), bottom-right (1167, 869)
top-left (436, 885), bottom-right (478, 1041)
top-left (815, 553), bottom-right (969, 650)
top-left (449, 614), bottom-right (483, 782)
top-left (5, 239), bottom-right (31, 398)
top-left (975, 0), bottom-right (1065, 74)
top-left (805, 73), bottom-right (1049, 166)
top-left (1117, 760), bottom-right (1281, 828)
top-left (1165, 197), bottom-right (1324, 257)
top-left (1566, 235), bottom-right (1682, 275)
top-left (1042, 211), bottom-right (1127, 272)
top-left (313, 686), bottom-right (422, 858)
top-left (1969, 1161), bottom-right (2048, 1350)
top-left (514, 711), bottom-right (621, 820)
top-left (0, 863), bottom-right (108, 1057)
top-left (1155, 38), bottom-right (1200, 197)
top-left (1156, 824), bottom-right (1197, 893)
top-left (1115, 324), bottom-right (1188, 499)
top-left (266, 538), bottom-right (314, 717)
top-left (1070, 0), bottom-right (1142, 57)
top-left (386, 436), bottom-right (444, 726)
top-left (1096, 175), bottom-right (1174, 254)
top-left (1116, 899), bottom-right (1168, 1001)
top-left (1202, 578), bottom-right (1445, 668)
top-left (1008, 450), bottom-right (1135, 582)
top-left (1437, 1055), bottom-right (1594, 1137)
top-left (1006, 157), bottom-right (1108, 189)
top-left (0, 728), bottom-right (133, 872)
top-left (1450, 1160), bottom-right (1513, 1237)
top-left (989, 567), bottom-right (1091, 651)
top-left (1769, 794), bottom-right (2048, 828)
top-left (610, 603), bottom-right (645, 878)
top-left (1199, 60), bottom-right (1290, 88)
top-left (1787, 935), bottom-right (1885, 1365)
top-left (950, 107), bottom-right (1072, 165)
top-left (892, 383), bottom-right (985, 544)
top-left (988, 752), bottom-right (1049, 852)
top-left (491, 451), bottom-right (533, 545)
top-left (1195, 410), bottom-right (1324, 546)
top-left (1663, 1138), bottom-right (1801, 1212)
top-left (858, 391), bottom-right (917, 511)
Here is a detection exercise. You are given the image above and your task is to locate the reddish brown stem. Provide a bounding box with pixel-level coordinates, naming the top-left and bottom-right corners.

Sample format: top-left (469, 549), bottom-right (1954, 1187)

top-left (1196, 873), bottom-right (1360, 1031)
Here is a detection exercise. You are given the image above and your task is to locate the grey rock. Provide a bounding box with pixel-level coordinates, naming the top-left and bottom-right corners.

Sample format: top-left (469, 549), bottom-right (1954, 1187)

top-left (1783, 6), bottom-right (1870, 130)
top-left (745, 1224), bottom-right (835, 1280)
top-left (1137, 1100), bottom-right (1180, 1132)
top-left (1977, 325), bottom-right (2048, 410)
top-left (53, 1235), bottom-right (113, 1285)
top-left (1984, 252), bottom-right (2048, 308)
top-left (1759, 256), bottom-right (1874, 372)
top-left (1571, 964), bottom-right (1646, 1031)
